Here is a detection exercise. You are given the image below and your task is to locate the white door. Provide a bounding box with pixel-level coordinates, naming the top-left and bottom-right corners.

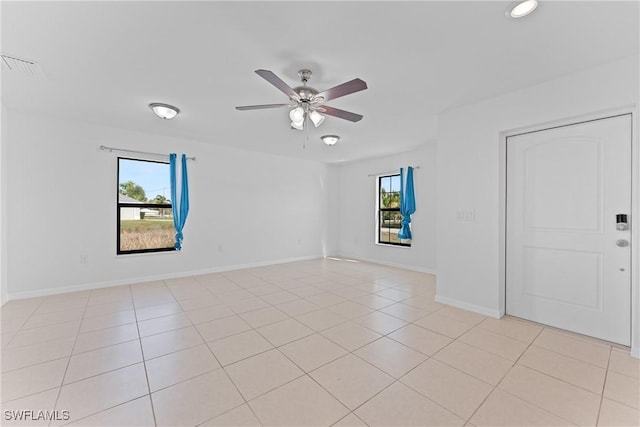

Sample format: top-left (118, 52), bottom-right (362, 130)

top-left (506, 114), bottom-right (632, 346)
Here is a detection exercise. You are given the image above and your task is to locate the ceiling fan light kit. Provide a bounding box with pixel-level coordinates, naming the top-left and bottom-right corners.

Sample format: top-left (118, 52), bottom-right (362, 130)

top-left (236, 68), bottom-right (367, 134)
top-left (321, 135), bottom-right (340, 146)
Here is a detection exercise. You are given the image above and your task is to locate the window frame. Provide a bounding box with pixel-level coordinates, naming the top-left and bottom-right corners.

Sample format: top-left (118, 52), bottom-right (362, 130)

top-left (377, 173), bottom-right (411, 247)
top-left (116, 157), bottom-right (175, 255)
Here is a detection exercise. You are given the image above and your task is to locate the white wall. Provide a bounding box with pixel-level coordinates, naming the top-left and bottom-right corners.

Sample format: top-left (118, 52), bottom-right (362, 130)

top-left (4, 110), bottom-right (335, 299)
top-left (1, 104), bottom-right (7, 305)
top-left (335, 144), bottom-right (437, 273)
top-left (436, 56), bottom-right (639, 327)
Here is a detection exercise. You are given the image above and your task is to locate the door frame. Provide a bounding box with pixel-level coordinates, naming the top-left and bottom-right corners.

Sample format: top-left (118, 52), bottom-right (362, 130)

top-left (498, 107), bottom-right (639, 357)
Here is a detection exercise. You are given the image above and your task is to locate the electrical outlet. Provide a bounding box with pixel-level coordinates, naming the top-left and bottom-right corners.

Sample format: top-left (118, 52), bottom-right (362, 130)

top-left (456, 210), bottom-right (476, 222)
top-left (218, 244), bottom-right (223, 253)
top-left (80, 254), bottom-right (88, 264)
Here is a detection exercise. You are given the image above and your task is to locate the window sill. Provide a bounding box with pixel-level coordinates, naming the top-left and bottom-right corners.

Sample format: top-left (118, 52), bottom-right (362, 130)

top-left (375, 242), bottom-right (412, 249)
top-left (115, 250), bottom-right (179, 258)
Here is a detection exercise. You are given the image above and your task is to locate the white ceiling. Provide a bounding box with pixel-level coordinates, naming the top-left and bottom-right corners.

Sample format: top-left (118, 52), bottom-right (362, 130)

top-left (2, 1), bottom-right (638, 163)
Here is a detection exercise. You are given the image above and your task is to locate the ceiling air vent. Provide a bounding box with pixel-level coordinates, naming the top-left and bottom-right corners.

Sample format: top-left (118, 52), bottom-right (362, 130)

top-left (1, 54), bottom-right (44, 78)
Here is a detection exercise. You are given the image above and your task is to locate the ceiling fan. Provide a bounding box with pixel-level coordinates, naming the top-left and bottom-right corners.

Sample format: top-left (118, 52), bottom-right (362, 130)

top-left (235, 69), bottom-right (367, 131)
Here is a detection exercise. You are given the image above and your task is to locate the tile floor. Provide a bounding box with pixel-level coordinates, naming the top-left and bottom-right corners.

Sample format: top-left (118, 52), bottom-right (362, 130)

top-left (1, 258), bottom-right (638, 426)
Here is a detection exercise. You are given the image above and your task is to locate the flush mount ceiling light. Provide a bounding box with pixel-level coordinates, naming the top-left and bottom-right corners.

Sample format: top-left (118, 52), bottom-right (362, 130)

top-left (149, 103), bottom-right (180, 120)
top-left (509, 0), bottom-right (538, 18)
top-left (236, 69), bottom-right (367, 131)
top-left (321, 135), bottom-right (340, 146)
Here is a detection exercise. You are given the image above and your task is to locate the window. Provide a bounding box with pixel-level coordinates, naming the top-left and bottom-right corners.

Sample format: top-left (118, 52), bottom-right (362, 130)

top-left (117, 158), bottom-right (175, 254)
top-left (378, 174), bottom-right (410, 247)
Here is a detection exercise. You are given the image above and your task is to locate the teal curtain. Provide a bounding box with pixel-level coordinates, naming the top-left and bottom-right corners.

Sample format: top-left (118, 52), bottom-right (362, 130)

top-left (398, 166), bottom-right (415, 240)
top-left (170, 154), bottom-right (189, 250)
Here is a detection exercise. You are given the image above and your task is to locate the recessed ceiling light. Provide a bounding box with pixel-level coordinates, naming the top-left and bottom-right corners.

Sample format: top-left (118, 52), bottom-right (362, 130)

top-left (510, 0), bottom-right (538, 18)
top-left (149, 103), bottom-right (180, 120)
top-left (321, 135), bottom-right (340, 146)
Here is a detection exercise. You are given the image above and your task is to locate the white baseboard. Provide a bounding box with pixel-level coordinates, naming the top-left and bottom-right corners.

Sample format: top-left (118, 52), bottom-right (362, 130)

top-left (6, 255), bottom-right (322, 301)
top-left (434, 294), bottom-right (501, 319)
top-left (334, 253), bottom-right (437, 275)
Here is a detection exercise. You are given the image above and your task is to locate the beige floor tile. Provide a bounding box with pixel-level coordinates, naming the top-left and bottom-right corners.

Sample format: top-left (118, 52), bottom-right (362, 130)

top-left (239, 306), bottom-right (290, 328)
top-left (279, 333), bottom-right (347, 372)
top-left (534, 329), bottom-right (610, 368)
top-left (218, 289), bottom-right (255, 303)
top-left (469, 388), bottom-right (571, 426)
top-left (352, 294), bottom-right (396, 310)
top-left (64, 340), bottom-right (142, 384)
top-left (73, 323), bottom-right (139, 354)
top-left (134, 302), bottom-right (183, 321)
top-left (598, 398), bottom-right (640, 426)
top-left (354, 337), bottom-right (427, 378)
top-left (195, 315), bottom-right (252, 342)
top-left (295, 308), bottom-right (349, 331)
top-left (259, 290), bottom-right (299, 305)
top-left (152, 369), bottom-right (244, 427)
top-left (434, 341), bottom-right (513, 385)
top-left (604, 370), bottom-right (639, 409)
top-left (321, 321), bottom-right (382, 351)
top-left (499, 365), bottom-right (600, 425)
top-left (249, 375), bottom-right (349, 426)
top-left (309, 354), bottom-right (394, 410)
top-left (137, 312), bottom-right (192, 337)
top-left (141, 326), bottom-right (203, 360)
top-left (477, 317), bottom-right (542, 343)
top-left (401, 359), bottom-right (493, 419)
top-left (609, 347), bottom-right (640, 379)
top-left (224, 349), bottom-right (304, 401)
top-left (185, 304), bottom-right (235, 325)
top-left (247, 283), bottom-right (282, 296)
top-left (332, 413), bottom-right (368, 427)
top-left (145, 344), bottom-right (220, 391)
top-left (355, 382), bottom-right (464, 426)
top-left (178, 294), bottom-right (223, 311)
top-left (518, 345), bottom-right (606, 393)
top-left (79, 310), bottom-right (136, 333)
top-left (326, 301), bottom-right (373, 319)
top-left (227, 296), bottom-right (270, 314)
top-left (132, 292), bottom-right (176, 309)
top-left (201, 404), bottom-right (261, 426)
top-left (22, 308), bottom-right (85, 330)
top-left (256, 318), bottom-right (314, 347)
top-left (1, 358), bottom-right (68, 402)
top-left (459, 327), bottom-right (529, 361)
top-left (414, 312), bottom-right (475, 339)
top-left (403, 296), bottom-right (444, 312)
top-left (208, 330), bottom-right (273, 366)
top-left (330, 287), bottom-right (370, 300)
top-left (66, 395), bottom-right (155, 427)
top-left (275, 299), bottom-right (321, 316)
top-left (353, 311), bottom-right (407, 335)
top-left (8, 320), bottom-right (80, 348)
top-left (288, 285), bottom-right (326, 298)
top-left (375, 288), bottom-right (412, 302)
top-left (305, 292), bottom-right (347, 308)
top-left (388, 323), bottom-right (452, 356)
top-left (83, 300), bottom-right (134, 319)
top-left (2, 338), bottom-right (75, 372)
top-left (437, 306), bottom-right (487, 325)
top-left (380, 302), bottom-right (428, 322)
top-left (55, 363), bottom-right (148, 424)
top-left (0, 388), bottom-right (59, 427)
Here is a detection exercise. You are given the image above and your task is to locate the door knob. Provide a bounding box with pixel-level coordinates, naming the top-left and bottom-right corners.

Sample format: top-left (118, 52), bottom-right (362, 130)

top-left (616, 239), bottom-right (629, 247)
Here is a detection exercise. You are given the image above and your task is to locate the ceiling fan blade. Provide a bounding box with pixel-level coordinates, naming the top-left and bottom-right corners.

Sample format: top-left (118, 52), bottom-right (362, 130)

top-left (317, 105), bottom-right (363, 122)
top-left (255, 69), bottom-right (297, 98)
top-left (235, 103), bottom-right (290, 111)
top-left (317, 78), bottom-right (367, 102)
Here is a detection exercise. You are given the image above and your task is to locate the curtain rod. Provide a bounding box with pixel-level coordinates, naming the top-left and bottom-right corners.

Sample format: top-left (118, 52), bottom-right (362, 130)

top-left (368, 166), bottom-right (420, 177)
top-left (99, 145), bottom-right (196, 161)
